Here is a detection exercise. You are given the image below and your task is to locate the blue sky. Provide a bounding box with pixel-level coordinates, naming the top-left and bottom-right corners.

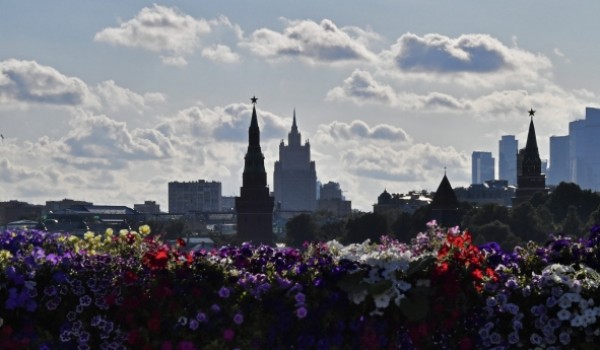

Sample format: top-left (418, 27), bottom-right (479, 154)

top-left (1, 1), bottom-right (599, 211)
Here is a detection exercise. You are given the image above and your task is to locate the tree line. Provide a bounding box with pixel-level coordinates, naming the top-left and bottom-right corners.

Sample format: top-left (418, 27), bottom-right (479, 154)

top-left (285, 182), bottom-right (600, 250)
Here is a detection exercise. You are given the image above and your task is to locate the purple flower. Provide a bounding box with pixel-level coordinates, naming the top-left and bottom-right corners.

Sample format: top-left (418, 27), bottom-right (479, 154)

top-left (296, 306), bottom-right (308, 319)
top-left (211, 304), bottom-right (221, 313)
top-left (233, 313), bottom-right (244, 325)
top-left (196, 312), bottom-right (207, 322)
top-left (189, 319), bottom-right (199, 330)
top-left (218, 287), bottom-right (230, 298)
top-left (295, 292), bottom-right (306, 304)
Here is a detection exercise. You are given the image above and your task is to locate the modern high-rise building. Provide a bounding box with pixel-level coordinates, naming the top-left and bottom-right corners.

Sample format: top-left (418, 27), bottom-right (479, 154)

top-left (471, 151), bottom-right (495, 184)
top-left (569, 107), bottom-right (600, 191)
top-left (548, 135), bottom-right (570, 185)
top-left (273, 110), bottom-right (317, 212)
top-left (513, 109), bottom-right (546, 206)
top-left (168, 180), bottom-right (222, 213)
top-left (235, 97), bottom-right (274, 244)
top-left (498, 135), bottom-right (518, 185)
top-left (547, 107), bottom-right (600, 191)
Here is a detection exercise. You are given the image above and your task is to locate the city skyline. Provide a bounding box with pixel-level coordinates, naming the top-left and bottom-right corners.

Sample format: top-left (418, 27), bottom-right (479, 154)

top-left (1, 2), bottom-right (600, 211)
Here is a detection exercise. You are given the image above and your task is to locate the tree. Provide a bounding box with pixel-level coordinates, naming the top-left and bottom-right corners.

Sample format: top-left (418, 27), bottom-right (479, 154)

top-left (344, 212), bottom-right (388, 244)
top-left (391, 212), bottom-right (414, 243)
top-left (510, 202), bottom-right (546, 243)
top-left (545, 182), bottom-right (600, 224)
top-left (285, 214), bottom-right (318, 247)
top-left (476, 220), bottom-right (522, 251)
top-left (561, 205), bottom-right (583, 237)
top-left (461, 203), bottom-right (510, 230)
top-left (587, 205), bottom-right (600, 230)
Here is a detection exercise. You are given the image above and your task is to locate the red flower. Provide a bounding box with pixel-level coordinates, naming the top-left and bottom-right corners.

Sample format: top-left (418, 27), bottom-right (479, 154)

top-left (127, 329), bottom-right (141, 345)
top-left (176, 238), bottom-right (186, 247)
top-left (459, 336), bottom-right (474, 350)
top-left (143, 248), bottom-right (170, 270)
top-left (471, 268), bottom-right (483, 281)
top-left (147, 314), bottom-right (161, 332)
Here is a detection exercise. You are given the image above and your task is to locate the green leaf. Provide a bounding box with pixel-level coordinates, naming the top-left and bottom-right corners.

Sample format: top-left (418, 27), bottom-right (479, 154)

top-left (368, 280), bottom-right (393, 296)
top-left (406, 255), bottom-right (436, 277)
top-left (399, 291), bottom-right (430, 321)
top-left (336, 270), bottom-right (367, 294)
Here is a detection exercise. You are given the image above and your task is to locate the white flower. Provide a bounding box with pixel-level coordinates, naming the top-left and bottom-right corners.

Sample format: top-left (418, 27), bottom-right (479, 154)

top-left (396, 280), bottom-right (411, 292)
top-left (416, 279), bottom-right (431, 287)
top-left (570, 315), bottom-right (585, 327)
top-left (557, 309), bottom-right (571, 321)
top-left (349, 290), bottom-right (368, 304)
top-left (373, 292), bottom-right (391, 309)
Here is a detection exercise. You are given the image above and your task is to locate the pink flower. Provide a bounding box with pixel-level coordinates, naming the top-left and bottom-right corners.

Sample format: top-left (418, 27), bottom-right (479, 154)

top-left (223, 328), bottom-right (235, 341)
top-left (177, 341), bottom-right (196, 350)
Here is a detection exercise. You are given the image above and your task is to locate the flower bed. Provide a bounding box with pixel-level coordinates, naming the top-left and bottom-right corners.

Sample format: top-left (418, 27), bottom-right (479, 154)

top-left (1, 222), bottom-right (600, 349)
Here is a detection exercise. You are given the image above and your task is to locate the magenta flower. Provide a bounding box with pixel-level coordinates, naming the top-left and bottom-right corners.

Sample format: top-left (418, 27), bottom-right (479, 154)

top-left (223, 328), bottom-right (235, 341)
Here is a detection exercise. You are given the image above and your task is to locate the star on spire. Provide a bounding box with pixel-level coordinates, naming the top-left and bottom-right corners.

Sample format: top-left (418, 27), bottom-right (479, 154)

top-left (528, 108), bottom-right (536, 118)
top-left (251, 96), bottom-right (258, 105)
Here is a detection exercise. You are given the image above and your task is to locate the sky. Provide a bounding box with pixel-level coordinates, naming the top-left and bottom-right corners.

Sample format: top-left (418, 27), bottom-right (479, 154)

top-left (1, 1), bottom-right (600, 212)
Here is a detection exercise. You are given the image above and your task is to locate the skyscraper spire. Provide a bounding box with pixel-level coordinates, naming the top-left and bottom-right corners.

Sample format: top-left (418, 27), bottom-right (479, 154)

top-left (288, 108), bottom-right (301, 146)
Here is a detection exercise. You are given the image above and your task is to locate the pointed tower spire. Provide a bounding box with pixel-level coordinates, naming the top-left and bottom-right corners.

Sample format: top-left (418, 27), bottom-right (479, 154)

top-left (288, 108), bottom-right (301, 146)
top-left (292, 108), bottom-right (298, 131)
top-left (513, 108), bottom-right (546, 206)
top-left (236, 96), bottom-right (274, 244)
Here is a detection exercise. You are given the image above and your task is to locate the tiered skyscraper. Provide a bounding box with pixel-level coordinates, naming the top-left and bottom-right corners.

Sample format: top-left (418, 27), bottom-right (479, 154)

top-left (498, 135), bottom-right (518, 185)
top-left (273, 110), bottom-right (317, 212)
top-left (513, 109), bottom-right (546, 206)
top-left (471, 151), bottom-right (495, 184)
top-left (235, 97), bottom-right (274, 244)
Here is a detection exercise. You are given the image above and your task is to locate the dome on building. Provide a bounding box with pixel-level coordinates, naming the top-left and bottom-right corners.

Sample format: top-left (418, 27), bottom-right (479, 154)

top-left (378, 189), bottom-right (392, 204)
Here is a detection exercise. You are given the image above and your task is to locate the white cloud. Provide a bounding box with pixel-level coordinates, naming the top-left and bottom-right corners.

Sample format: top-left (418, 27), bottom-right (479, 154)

top-left (201, 44), bottom-right (240, 63)
top-left (326, 69), bottom-right (469, 110)
top-left (314, 119), bottom-right (411, 144)
top-left (94, 5), bottom-right (243, 66)
top-left (0, 59), bottom-right (166, 117)
top-left (386, 33), bottom-right (551, 74)
top-left (94, 5), bottom-right (210, 64)
top-left (157, 103), bottom-right (288, 143)
top-left (0, 59), bottom-right (94, 108)
top-left (92, 80), bottom-right (166, 113)
top-left (241, 18), bottom-right (378, 64)
top-left (378, 33), bottom-right (553, 90)
top-left (310, 119), bottom-right (470, 210)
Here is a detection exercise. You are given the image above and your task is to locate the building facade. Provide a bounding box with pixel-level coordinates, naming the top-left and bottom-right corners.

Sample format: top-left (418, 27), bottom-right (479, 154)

top-left (133, 201), bottom-right (161, 214)
top-left (455, 180), bottom-right (515, 207)
top-left (317, 181), bottom-right (351, 217)
top-left (499, 135), bottom-right (518, 185)
top-left (235, 97), bottom-right (274, 244)
top-left (513, 110), bottom-right (547, 206)
top-left (472, 151), bottom-right (495, 184)
top-left (168, 180), bottom-right (222, 214)
top-left (273, 110), bottom-right (317, 212)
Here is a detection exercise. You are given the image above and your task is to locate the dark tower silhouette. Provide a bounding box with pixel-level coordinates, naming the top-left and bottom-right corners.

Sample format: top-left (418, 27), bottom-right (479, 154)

top-left (513, 109), bottom-right (547, 206)
top-left (430, 171), bottom-right (460, 227)
top-left (235, 96), bottom-right (274, 244)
